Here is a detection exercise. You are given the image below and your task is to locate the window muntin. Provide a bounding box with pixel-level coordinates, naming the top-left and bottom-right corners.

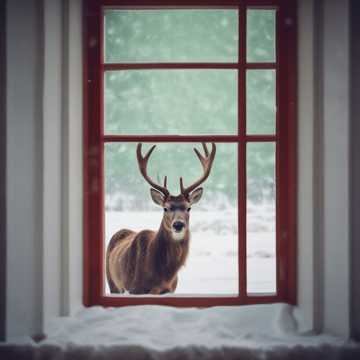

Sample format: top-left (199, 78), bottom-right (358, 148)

top-left (84, 0), bottom-right (296, 306)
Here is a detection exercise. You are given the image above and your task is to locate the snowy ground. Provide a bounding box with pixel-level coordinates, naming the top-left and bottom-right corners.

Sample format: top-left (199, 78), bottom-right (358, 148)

top-left (105, 203), bottom-right (276, 295)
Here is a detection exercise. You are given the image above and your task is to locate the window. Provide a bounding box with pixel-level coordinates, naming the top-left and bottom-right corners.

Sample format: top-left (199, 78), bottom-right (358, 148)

top-left (84, 0), bottom-right (296, 307)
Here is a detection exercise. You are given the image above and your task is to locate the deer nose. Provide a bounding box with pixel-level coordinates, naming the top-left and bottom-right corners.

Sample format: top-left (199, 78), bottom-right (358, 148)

top-left (173, 221), bottom-right (185, 232)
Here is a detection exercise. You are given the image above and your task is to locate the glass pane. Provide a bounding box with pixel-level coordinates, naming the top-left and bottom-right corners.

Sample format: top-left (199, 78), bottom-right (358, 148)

top-left (246, 143), bottom-right (276, 294)
top-left (104, 9), bottom-right (238, 63)
top-left (247, 9), bottom-right (276, 63)
top-left (104, 70), bottom-right (238, 135)
top-left (104, 142), bottom-right (238, 295)
top-left (247, 70), bottom-right (276, 134)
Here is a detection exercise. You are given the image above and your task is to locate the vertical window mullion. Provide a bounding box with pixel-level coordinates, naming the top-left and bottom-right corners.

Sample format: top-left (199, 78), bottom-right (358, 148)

top-left (275, 6), bottom-right (282, 299)
top-left (238, 3), bottom-right (247, 300)
top-left (99, 6), bottom-right (106, 302)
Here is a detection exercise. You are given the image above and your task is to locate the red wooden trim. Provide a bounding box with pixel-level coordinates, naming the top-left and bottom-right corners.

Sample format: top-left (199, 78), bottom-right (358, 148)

top-left (103, 5), bottom-right (238, 10)
top-left (283, 0), bottom-right (297, 305)
top-left (98, 7), bottom-right (106, 303)
top-left (103, 135), bottom-right (277, 142)
top-left (104, 135), bottom-right (239, 142)
top-left (275, 0), bottom-right (297, 305)
top-left (102, 1), bottom-right (240, 6)
top-left (277, 2), bottom-right (286, 302)
top-left (84, 0), bottom-right (103, 306)
top-left (103, 63), bottom-right (239, 70)
top-left (103, 63), bottom-right (276, 70)
top-left (275, 6), bottom-right (282, 299)
top-left (98, 294), bottom-right (282, 307)
top-left (101, 0), bottom-right (283, 7)
top-left (246, 62), bottom-right (276, 69)
top-left (83, 0), bottom-right (90, 307)
top-left (275, 4), bottom-right (287, 298)
top-left (245, 135), bottom-right (277, 142)
top-left (238, 2), bottom-right (247, 301)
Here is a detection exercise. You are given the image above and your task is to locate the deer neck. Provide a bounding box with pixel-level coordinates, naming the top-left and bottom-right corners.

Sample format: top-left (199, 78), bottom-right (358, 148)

top-left (156, 219), bottom-right (189, 248)
top-left (152, 221), bottom-right (189, 277)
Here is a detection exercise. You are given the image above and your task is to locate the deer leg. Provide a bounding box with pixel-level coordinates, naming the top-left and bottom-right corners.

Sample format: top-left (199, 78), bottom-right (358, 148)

top-left (149, 276), bottom-right (179, 295)
top-left (108, 279), bottom-right (125, 294)
top-left (149, 286), bottom-right (164, 295)
top-left (106, 229), bottom-right (136, 294)
top-left (169, 276), bottom-right (178, 292)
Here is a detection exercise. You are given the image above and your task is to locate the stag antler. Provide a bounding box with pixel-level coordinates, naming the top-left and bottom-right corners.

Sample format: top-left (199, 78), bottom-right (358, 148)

top-left (180, 143), bottom-right (216, 198)
top-left (137, 143), bottom-right (170, 198)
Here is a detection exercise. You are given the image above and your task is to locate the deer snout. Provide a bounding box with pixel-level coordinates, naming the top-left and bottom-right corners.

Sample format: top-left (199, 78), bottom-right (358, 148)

top-left (172, 221), bottom-right (185, 232)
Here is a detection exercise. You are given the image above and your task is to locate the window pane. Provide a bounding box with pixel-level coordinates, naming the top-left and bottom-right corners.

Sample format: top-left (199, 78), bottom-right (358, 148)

top-left (246, 70), bottom-right (276, 134)
top-left (247, 10), bottom-right (276, 63)
top-left (104, 70), bottom-right (238, 135)
top-left (104, 10), bottom-right (238, 63)
top-left (104, 142), bottom-right (238, 295)
top-left (246, 143), bottom-right (276, 294)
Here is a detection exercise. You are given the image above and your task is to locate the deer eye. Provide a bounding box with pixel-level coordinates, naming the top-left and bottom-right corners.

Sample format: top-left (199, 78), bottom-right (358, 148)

top-left (164, 208), bottom-right (168, 212)
top-left (187, 207), bottom-right (191, 212)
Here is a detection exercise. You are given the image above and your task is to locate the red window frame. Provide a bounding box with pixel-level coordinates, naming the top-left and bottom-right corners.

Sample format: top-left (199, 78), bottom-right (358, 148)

top-left (83, 0), bottom-right (297, 307)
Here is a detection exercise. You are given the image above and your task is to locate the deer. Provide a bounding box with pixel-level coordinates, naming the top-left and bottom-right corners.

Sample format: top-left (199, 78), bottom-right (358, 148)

top-left (106, 142), bottom-right (216, 295)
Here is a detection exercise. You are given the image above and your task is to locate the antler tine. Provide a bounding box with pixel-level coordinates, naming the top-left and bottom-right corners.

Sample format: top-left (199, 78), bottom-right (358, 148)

top-left (202, 142), bottom-right (209, 156)
top-left (180, 177), bottom-right (185, 194)
top-left (136, 143), bottom-right (170, 197)
top-left (143, 144), bottom-right (156, 161)
top-left (180, 143), bottom-right (216, 198)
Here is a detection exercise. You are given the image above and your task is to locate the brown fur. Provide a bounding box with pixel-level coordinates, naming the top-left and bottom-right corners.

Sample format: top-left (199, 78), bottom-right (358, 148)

top-left (106, 221), bottom-right (189, 295)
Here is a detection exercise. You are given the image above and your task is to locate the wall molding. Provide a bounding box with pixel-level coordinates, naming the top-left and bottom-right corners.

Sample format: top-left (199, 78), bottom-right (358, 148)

top-left (0, 0), bottom-right (7, 342)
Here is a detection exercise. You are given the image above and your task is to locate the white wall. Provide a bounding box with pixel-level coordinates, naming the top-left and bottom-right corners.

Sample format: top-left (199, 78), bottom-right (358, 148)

top-left (5, 0), bottom-right (83, 339)
top-left (297, 0), bottom-right (352, 338)
top-left (61, 0), bottom-right (83, 316)
top-left (350, 0), bottom-right (360, 342)
top-left (0, 0), bottom-right (6, 343)
top-left (297, 0), bottom-right (315, 332)
top-left (322, 0), bottom-right (350, 337)
top-left (42, 0), bottom-right (83, 326)
top-left (42, 0), bottom-right (63, 329)
top-left (6, 0), bottom-right (44, 338)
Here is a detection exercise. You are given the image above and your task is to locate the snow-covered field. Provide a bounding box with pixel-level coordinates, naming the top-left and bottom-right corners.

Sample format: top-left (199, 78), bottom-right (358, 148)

top-left (105, 203), bottom-right (276, 295)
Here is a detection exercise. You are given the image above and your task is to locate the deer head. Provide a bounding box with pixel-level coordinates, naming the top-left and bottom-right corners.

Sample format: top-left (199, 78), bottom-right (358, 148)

top-left (136, 143), bottom-right (216, 241)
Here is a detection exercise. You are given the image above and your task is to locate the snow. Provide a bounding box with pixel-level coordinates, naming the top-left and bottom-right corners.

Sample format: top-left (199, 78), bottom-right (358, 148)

top-left (41, 303), bottom-right (340, 349)
top-left (39, 304), bottom-right (343, 350)
top-left (2, 303), bottom-right (359, 359)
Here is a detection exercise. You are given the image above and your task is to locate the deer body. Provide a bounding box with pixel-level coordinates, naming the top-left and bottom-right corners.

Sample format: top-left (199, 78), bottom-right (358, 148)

top-left (107, 219), bottom-right (189, 294)
top-left (106, 143), bottom-right (216, 295)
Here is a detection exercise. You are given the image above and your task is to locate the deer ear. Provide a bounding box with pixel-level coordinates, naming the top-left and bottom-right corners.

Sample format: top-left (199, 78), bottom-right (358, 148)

top-left (150, 188), bottom-right (165, 206)
top-left (189, 187), bottom-right (203, 205)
